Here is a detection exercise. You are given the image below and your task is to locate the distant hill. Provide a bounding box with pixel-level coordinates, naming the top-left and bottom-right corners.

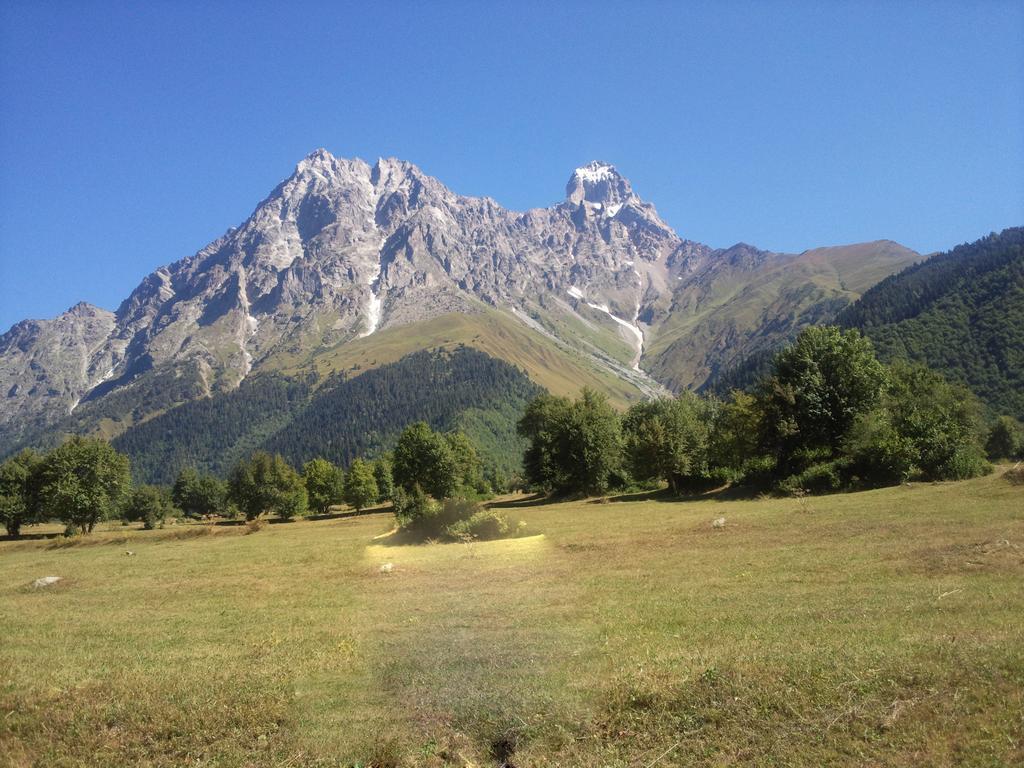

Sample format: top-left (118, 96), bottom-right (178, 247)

top-left (837, 227), bottom-right (1023, 418)
top-left (111, 346), bottom-right (540, 484)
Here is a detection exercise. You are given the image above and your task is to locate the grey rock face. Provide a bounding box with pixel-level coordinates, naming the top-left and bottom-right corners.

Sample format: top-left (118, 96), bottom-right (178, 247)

top-left (0, 149), bottom-right (920, 444)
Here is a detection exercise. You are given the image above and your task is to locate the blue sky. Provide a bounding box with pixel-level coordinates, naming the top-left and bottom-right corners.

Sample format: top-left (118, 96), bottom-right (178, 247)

top-left (1, 0), bottom-right (1022, 330)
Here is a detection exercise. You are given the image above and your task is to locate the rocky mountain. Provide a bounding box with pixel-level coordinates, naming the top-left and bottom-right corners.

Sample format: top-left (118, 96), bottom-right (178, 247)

top-left (0, 150), bottom-right (921, 452)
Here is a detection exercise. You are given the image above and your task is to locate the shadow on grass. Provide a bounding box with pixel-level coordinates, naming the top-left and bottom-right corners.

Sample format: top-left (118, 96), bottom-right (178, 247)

top-left (486, 492), bottom-right (566, 510)
top-left (599, 483), bottom-right (769, 505)
top-left (210, 504), bottom-right (394, 527)
top-left (0, 531), bottom-right (61, 542)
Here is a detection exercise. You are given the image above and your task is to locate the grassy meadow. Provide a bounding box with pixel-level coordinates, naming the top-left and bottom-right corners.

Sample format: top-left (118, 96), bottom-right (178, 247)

top-left (1, 470), bottom-right (1022, 767)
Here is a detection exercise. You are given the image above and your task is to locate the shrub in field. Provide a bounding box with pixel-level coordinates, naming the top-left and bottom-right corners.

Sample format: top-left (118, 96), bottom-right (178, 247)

top-left (391, 485), bottom-right (446, 538)
top-left (1004, 463), bottom-right (1024, 485)
top-left (778, 459), bottom-right (848, 495)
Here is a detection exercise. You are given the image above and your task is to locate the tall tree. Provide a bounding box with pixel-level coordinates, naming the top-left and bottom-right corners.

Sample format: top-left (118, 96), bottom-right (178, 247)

top-left (392, 422), bottom-right (458, 499)
top-left (0, 448), bottom-right (42, 537)
top-left (172, 468), bottom-right (227, 518)
top-left (759, 326), bottom-right (886, 473)
top-left (517, 393), bottom-right (573, 492)
top-left (445, 430), bottom-right (485, 494)
top-left (561, 388), bottom-right (623, 496)
top-left (122, 485), bottom-right (174, 530)
top-left (303, 458), bottom-right (344, 514)
top-left (35, 437), bottom-right (131, 534)
top-left (373, 456), bottom-right (394, 502)
top-left (228, 452), bottom-right (308, 521)
top-left (343, 458), bottom-right (379, 513)
top-left (622, 393), bottom-right (712, 492)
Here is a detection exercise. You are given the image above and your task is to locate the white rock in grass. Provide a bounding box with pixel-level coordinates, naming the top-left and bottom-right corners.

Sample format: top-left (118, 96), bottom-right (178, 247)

top-left (32, 576), bottom-right (62, 588)
top-left (379, 562), bottom-right (394, 574)
top-left (711, 517), bottom-right (726, 529)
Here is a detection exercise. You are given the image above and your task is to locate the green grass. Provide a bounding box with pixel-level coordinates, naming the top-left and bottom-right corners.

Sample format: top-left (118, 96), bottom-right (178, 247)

top-left (1, 471), bottom-right (1022, 766)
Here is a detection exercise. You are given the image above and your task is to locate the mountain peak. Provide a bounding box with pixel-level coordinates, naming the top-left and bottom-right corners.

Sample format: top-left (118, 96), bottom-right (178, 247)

top-left (295, 147), bottom-right (338, 173)
top-left (565, 161), bottom-right (633, 207)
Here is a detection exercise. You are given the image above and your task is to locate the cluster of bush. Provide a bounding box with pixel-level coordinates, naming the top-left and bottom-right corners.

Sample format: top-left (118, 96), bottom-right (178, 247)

top-left (518, 326), bottom-right (1017, 498)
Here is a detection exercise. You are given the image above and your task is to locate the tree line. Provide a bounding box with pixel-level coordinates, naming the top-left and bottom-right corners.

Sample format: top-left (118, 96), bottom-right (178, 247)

top-left (518, 326), bottom-right (1021, 498)
top-left (0, 419), bottom-right (509, 538)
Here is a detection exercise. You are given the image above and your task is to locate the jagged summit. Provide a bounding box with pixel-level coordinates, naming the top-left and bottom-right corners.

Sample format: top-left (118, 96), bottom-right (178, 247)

top-left (565, 161), bottom-right (634, 209)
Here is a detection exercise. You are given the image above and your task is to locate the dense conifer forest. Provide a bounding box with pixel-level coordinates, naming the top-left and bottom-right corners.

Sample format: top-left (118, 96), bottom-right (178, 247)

top-left (837, 227), bottom-right (1023, 419)
top-left (112, 347), bottom-right (539, 484)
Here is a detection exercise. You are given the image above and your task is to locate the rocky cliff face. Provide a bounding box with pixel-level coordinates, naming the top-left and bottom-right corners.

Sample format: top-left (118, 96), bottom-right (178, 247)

top-left (0, 150), bottom-right (920, 446)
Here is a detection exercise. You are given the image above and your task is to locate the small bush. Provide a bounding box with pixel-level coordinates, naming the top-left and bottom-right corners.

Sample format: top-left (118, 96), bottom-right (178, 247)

top-left (1005, 463), bottom-right (1024, 485)
top-left (245, 519), bottom-right (266, 535)
top-left (392, 486), bottom-right (451, 539)
top-left (778, 459), bottom-right (847, 495)
top-left (446, 509), bottom-right (515, 541)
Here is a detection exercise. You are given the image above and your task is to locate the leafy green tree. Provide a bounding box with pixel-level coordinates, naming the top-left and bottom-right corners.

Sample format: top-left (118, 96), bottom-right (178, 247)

top-left (842, 409), bottom-right (917, 485)
top-left (444, 430), bottom-right (486, 494)
top-left (556, 388), bottom-right (622, 496)
top-left (0, 449), bottom-right (42, 537)
top-left (35, 437), bottom-right (131, 534)
top-left (373, 456), bottom-right (394, 502)
top-left (518, 389), bottom-right (622, 496)
top-left (759, 326), bottom-right (887, 473)
top-left (228, 452), bottom-right (308, 521)
top-left (986, 416), bottom-right (1023, 460)
top-left (517, 393), bottom-right (573, 492)
top-left (392, 422), bottom-right (458, 499)
top-left (172, 468), bottom-right (227, 518)
top-left (122, 485), bottom-right (175, 529)
top-left (343, 458), bottom-right (379, 513)
top-left (622, 394), bottom-right (712, 492)
top-left (708, 390), bottom-right (765, 474)
top-left (303, 457), bottom-right (344, 514)
top-left (883, 362), bottom-right (990, 480)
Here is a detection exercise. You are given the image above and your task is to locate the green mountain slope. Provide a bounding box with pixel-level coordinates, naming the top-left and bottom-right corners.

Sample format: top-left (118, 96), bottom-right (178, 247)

top-left (837, 227), bottom-right (1024, 419)
top-left (647, 241), bottom-right (920, 391)
top-left (111, 347), bottom-right (540, 484)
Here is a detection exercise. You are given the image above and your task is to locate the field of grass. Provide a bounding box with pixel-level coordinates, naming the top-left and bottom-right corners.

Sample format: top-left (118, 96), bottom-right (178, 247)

top-left (1, 471), bottom-right (1022, 767)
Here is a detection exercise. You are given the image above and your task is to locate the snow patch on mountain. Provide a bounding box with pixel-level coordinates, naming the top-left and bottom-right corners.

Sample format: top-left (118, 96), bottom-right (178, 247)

top-left (360, 237), bottom-right (386, 338)
top-left (574, 163), bottom-right (616, 183)
top-left (567, 286), bottom-right (645, 370)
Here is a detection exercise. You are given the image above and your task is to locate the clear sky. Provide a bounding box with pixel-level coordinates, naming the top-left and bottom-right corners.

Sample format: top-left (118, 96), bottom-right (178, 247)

top-left (1, 0), bottom-right (1022, 330)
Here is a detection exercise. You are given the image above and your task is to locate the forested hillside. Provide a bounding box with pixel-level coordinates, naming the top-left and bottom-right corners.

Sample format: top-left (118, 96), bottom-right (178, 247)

top-left (837, 227), bottom-right (1024, 419)
top-left (112, 347), bottom-right (539, 484)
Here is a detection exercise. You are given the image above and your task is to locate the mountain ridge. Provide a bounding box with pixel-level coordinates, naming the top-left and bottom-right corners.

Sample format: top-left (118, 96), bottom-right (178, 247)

top-left (0, 149), bottom-right (922, 451)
